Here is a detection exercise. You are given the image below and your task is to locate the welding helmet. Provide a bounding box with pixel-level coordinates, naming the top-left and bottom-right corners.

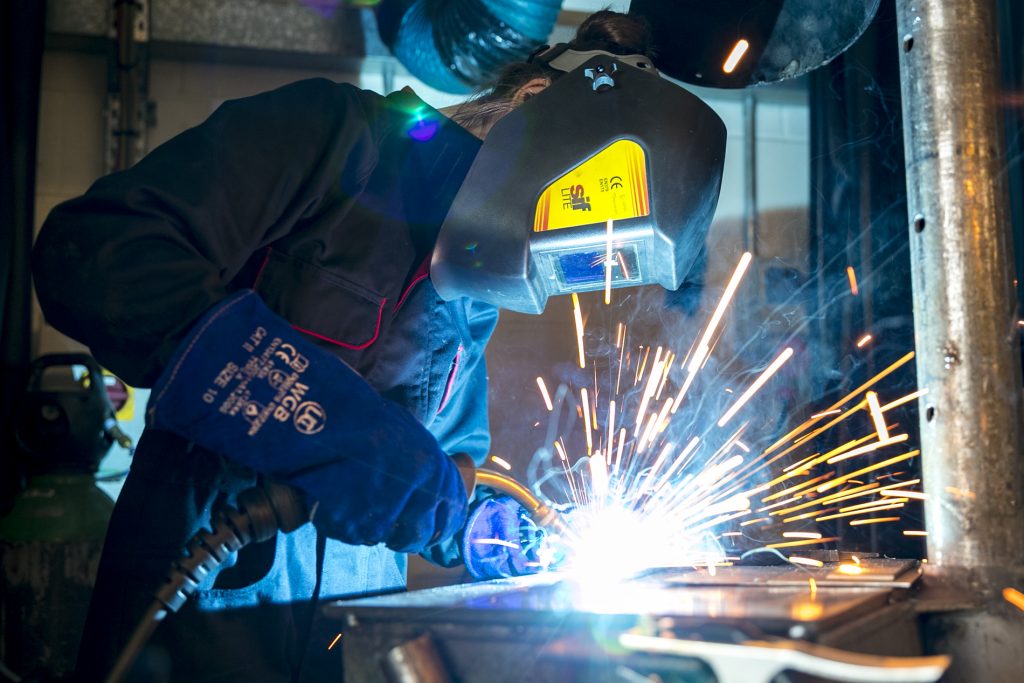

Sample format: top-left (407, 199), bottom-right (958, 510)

top-left (431, 44), bottom-right (727, 314)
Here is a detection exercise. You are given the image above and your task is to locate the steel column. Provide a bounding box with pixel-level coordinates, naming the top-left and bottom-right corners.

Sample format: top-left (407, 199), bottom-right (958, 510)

top-left (895, 0), bottom-right (1024, 570)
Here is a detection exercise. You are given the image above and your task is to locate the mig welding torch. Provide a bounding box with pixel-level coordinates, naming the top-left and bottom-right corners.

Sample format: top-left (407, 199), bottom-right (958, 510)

top-left (104, 455), bottom-right (567, 683)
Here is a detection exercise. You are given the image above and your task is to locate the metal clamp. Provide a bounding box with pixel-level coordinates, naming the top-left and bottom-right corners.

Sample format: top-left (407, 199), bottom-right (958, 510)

top-left (618, 633), bottom-right (950, 683)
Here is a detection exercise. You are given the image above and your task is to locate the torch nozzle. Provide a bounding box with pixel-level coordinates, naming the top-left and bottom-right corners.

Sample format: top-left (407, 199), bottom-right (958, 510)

top-left (472, 468), bottom-right (574, 540)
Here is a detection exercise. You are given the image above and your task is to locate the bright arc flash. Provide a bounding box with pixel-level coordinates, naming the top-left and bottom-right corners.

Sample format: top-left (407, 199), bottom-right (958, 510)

top-left (561, 505), bottom-right (726, 585)
top-left (536, 377), bottom-right (554, 411)
top-left (722, 39), bottom-right (750, 74)
top-left (572, 293), bottom-right (585, 369)
top-left (604, 219), bottom-right (614, 305)
top-left (717, 347), bottom-right (794, 427)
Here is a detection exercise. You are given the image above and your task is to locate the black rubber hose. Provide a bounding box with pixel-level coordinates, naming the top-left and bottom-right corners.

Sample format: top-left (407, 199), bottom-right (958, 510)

top-left (104, 483), bottom-right (309, 683)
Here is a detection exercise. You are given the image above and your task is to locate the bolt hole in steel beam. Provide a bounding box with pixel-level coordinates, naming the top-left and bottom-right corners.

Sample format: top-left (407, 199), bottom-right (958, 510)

top-left (903, 34), bottom-right (915, 52)
top-left (925, 406), bottom-right (935, 422)
top-left (913, 214), bottom-right (926, 233)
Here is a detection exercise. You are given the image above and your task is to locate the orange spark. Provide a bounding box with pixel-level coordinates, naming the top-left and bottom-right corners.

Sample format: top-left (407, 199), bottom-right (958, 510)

top-left (554, 440), bottom-right (568, 461)
top-left (717, 347), bottom-right (794, 427)
top-left (490, 455), bottom-right (512, 470)
top-left (856, 334), bottom-right (873, 348)
top-left (581, 388), bottom-right (593, 455)
top-left (1003, 588), bottom-right (1024, 612)
top-left (604, 219), bottom-right (614, 305)
top-left (881, 489), bottom-right (928, 500)
top-left (826, 433), bottom-right (908, 465)
top-left (789, 556), bottom-right (824, 568)
top-left (722, 39), bottom-right (750, 73)
top-left (849, 516), bottom-right (901, 526)
top-left (571, 292), bottom-right (585, 369)
top-left (816, 450), bottom-right (920, 493)
top-left (673, 252), bottom-right (753, 412)
top-left (766, 536), bottom-right (839, 549)
top-left (880, 388), bottom-right (928, 412)
top-left (846, 266), bottom-right (859, 296)
top-left (536, 377), bottom-right (553, 411)
top-left (328, 633), bottom-right (343, 650)
top-left (765, 351), bottom-right (915, 455)
top-left (866, 391), bottom-right (890, 441)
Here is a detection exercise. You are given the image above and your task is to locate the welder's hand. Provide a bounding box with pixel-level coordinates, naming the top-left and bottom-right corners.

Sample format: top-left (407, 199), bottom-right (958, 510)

top-left (461, 495), bottom-right (545, 580)
top-left (147, 289), bottom-right (468, 553)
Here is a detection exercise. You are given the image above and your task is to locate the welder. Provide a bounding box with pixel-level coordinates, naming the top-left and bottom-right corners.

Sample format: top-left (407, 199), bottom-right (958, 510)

top-left (31, 9), bottom-right (724, 683)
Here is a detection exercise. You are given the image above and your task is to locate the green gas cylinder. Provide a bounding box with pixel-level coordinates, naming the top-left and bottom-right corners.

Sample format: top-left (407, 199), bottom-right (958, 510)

top-left (0, 354), bottom-right (130, 680)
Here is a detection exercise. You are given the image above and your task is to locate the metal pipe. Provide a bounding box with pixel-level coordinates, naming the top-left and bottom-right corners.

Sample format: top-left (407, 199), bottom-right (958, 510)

top-left (474, 469), bottom-right (574, 539)
top-left (894, 0), bottom-right (1024, 569)
top-left (381, 633), bottom-right (452, 683)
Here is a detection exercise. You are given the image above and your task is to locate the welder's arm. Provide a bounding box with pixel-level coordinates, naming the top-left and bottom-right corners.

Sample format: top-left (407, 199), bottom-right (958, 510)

top-left (417, 299), bottom-right (511, 569)
top-left (146, 289), bottom-right (468, 552)
top-left (31, 78), bottom-right (377, 388)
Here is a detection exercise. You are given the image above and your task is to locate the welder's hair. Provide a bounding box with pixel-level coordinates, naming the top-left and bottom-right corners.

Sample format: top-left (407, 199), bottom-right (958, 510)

top-left (450, 10), bottom-right (654, 133)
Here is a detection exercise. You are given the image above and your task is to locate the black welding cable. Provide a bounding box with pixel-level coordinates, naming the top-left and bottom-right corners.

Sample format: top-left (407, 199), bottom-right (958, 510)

top-left (103, 602), bottom-right (167, 683)
top-left (0, 658), bottom-right (22, 683)
top-left (103, 482), bottom-right (309, 683)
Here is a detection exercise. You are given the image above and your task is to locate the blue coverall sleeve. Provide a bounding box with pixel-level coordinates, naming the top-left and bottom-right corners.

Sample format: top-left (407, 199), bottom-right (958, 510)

top-left (419, 299), bottom-right (500, 568)
top-left (431, 299), bottom-right (500, 465)
top-left (32, 78), bottom-right (381, 387)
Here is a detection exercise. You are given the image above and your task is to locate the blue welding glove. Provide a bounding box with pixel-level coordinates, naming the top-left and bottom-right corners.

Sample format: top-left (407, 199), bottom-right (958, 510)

top-left (461, 495), bottom-right (545, 580)
top-left (147, 289), bottom-right (468, 553)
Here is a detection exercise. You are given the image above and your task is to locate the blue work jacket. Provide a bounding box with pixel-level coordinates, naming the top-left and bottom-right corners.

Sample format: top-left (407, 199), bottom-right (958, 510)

top-left (32, 79), bottom-right (497, 682)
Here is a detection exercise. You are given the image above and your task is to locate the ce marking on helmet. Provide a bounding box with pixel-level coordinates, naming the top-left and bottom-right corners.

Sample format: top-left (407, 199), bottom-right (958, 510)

top-left (610, 176), bottom-right (624, 189)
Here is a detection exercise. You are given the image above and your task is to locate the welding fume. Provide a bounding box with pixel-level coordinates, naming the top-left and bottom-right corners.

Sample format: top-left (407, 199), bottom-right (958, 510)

top-left (28, 8), bottom-right (724, 682)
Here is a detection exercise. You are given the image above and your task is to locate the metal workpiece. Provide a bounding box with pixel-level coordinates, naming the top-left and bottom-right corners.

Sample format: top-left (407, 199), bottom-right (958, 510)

top-left (381, 632), bottom-right (453, 683)
top-left (329, 563), bottom-right (936, 683)
top-left (895, 0), bottom-right (1024, 570)
top-left (912, 563), bottom-right (1024, 682)
top-left (619, 634), bottom-right (948, 683)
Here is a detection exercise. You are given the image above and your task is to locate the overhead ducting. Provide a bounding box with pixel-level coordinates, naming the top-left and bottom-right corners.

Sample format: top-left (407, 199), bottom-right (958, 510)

top-left (376, 0), bottom-right (564, 93)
